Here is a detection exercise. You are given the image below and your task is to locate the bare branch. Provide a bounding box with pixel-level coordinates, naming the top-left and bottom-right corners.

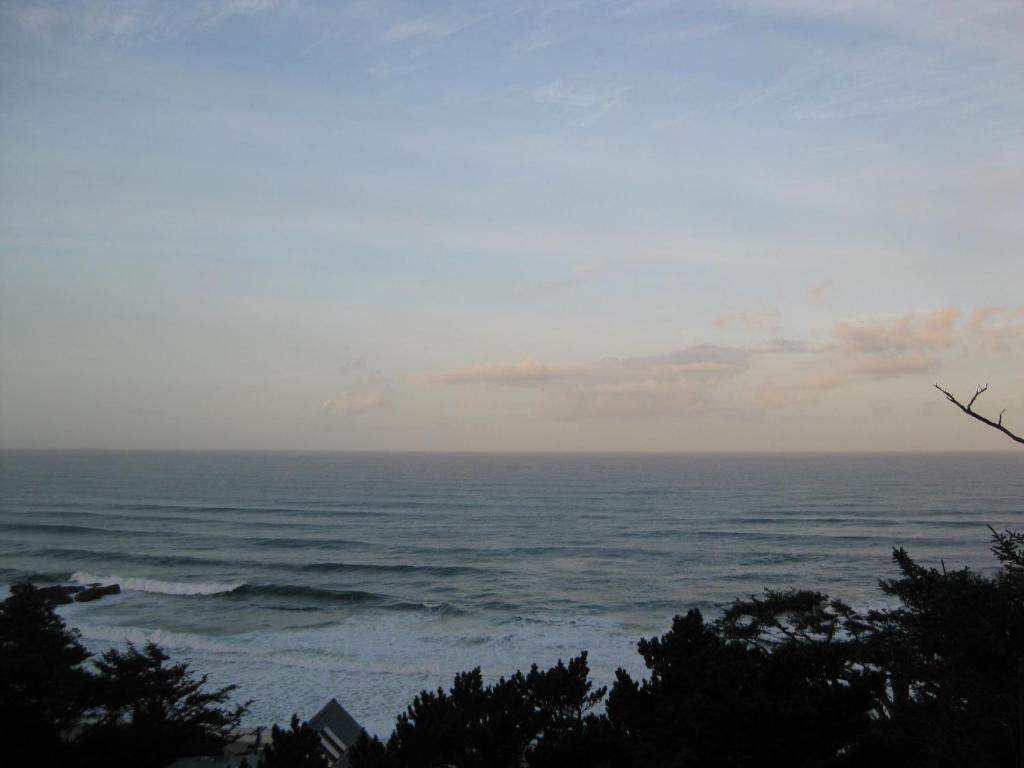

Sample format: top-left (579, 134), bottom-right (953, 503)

top-left (967, 383), bottom-right (988, 411)
top-left (934, 383), bottom-right (1024, 445)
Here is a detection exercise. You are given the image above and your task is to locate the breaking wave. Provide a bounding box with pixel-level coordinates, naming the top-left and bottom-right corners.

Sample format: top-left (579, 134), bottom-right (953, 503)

top-left (65, 573), bottom-right (463, 614)
top-left (70, 572), bottom-right (242, 596)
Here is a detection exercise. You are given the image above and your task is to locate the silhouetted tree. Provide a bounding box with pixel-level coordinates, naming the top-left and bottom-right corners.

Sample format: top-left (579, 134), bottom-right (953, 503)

top-left (0, 583), bottom-right (250, 768)
top-left (605, 596), bottom-right (882, 767)
top-left (348, 730), bottom-right (390, 768)
top-left (0, 583), bottom-right (94, 767)
top-left (258, 714), bottom-right (327, 768)
top-left (79, 641), bottom-right (249, 768)
top-left (350, 653), bottom-right (606, 768)
top-left (354, 527), bottom-right (1024, 768)
top-left (857, 529), bottom-right (1024, 767)
top-left (934, 381), bottom-right (1024, 767)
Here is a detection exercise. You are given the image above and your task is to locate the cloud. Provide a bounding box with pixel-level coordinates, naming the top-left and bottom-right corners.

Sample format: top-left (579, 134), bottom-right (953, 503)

top-left (4, 0), bottom-right (288, 39)
top-left (424, 345), bottom-right (750, 388)
top-left (321, 389), bottom-right (387, 416)
top-left (730, 0), bottom-right (1024, 51)
top-left (382, 16), bottom-right (476, 45)
top-left (419, 306), bottom-right (1001, 420)
top-left (544, 344), bottom-right (749, 419)
top-left (787, 308), bottom-right (962, 395)
top-left (617, 344), bottom-right (750, 379)
top-left (532, 79), bottom-right (630, 124)
top-left (511, 26), bottom-right (572, 55)
top-left (196, 0), bottom-right (285, 30)
top-left (831, 307), bottom-right (959, 356)
top-left (423, 344), bottom-right (750, 419)
top-left (966, 305), bottom-right (1024, 354)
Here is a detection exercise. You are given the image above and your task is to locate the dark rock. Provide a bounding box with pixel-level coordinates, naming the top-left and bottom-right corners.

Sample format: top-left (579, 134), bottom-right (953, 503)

top-left (35, 585), bottom-right (85, 605)
top-left (74, 583), bottom-right (121, 602)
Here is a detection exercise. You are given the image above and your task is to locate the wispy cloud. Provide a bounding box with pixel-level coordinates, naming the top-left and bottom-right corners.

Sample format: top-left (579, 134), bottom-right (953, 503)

top-left (381, 15), bottom-right (477, 45)
top-left (732, 0), bottom-right (1024, 51)
top-left (423, 344), bottom-right (751, 419)
top-left (966, 305), bottom-right (1024, 355)
top-left (196, 0), bottom-right (285, 30)
top-left (532, 79), bottom-right (630, 124)
top-left (3, 0), bottom-right (290, 39)
top-left (421, 305), bottom-right (1015, 420)
top-left (831, 307), bottom-right (958, 356)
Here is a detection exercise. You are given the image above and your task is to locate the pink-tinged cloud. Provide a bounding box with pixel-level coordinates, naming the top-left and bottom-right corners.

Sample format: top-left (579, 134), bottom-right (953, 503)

top-left (423, 345), bottom-right (753, 420)
top-left (966, 305), bottom-right (1024, 354)
top-left (831, 307), bottom-right (959, 355)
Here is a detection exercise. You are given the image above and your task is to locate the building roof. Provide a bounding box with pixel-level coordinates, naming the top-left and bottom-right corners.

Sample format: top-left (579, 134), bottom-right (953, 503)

top-left (308, 698), bottom-right (366, 767)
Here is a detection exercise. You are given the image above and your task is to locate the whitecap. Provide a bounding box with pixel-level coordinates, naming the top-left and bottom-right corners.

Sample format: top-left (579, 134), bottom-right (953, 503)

top-left (70, 571), bottom-right (242, 596)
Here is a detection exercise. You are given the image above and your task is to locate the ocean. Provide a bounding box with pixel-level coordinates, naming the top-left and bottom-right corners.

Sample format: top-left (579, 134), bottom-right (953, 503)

top-left (1, 450), bottom-right (1021, 735)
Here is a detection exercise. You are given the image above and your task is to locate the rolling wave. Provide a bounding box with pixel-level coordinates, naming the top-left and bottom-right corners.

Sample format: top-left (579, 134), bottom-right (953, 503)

top-left (297, 561), bottom-right (484, 576)
top-left (64, 572), bottom-right (464, 614)
top-left (38, 546), bottom-right (492, 578)
top-left (71, 571), bottom-right (241, 596)
top-left (230, 583), bottom-right (457, 612)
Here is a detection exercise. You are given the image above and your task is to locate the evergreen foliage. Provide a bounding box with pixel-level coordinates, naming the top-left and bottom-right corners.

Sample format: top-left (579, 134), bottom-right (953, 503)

top-left (352, 529), bottom-right (1024, 768)
top-left (0, 583), bottom-right (93, 766)
top-left (258, 714), bottom-right (328, 768)
top-left (80, 641), bottom-right (249, 768)
top-left (349, 653), bottom-right (606, 768)
top-left (0, 584), bottom-right (247, 768)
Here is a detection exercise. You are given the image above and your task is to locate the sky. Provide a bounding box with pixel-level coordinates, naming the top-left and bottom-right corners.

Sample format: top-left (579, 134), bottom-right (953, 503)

top-left (0, 0), bottom-right (1022, 451)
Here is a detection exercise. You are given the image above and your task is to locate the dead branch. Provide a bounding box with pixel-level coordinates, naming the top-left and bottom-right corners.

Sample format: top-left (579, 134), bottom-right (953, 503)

top-left (934, 383), bottom-right (1024, 445)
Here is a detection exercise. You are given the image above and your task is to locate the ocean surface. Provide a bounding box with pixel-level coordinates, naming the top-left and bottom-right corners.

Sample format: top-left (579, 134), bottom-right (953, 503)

top-left (1, 450), bottom-right (1021, 735)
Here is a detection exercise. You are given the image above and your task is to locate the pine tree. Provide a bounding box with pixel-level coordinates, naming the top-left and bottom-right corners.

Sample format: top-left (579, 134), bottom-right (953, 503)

top-left (0, 583), bottom-right (94, 767)
top-left (80, 641), bottom-right (249, 768)
top-left (259, 715), bottom-right (328, 768)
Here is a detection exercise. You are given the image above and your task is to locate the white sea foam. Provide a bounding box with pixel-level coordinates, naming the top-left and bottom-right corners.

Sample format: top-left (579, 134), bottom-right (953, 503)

top-left (68, 611), bottom-right (653, 736)
top-left (70, 571), bottom-right (241, 596)
top-left (76, 624), bottom-right (239, 654)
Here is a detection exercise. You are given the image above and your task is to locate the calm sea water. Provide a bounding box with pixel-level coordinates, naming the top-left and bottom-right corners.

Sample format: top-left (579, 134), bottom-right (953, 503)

top-left (1, 451), bottom-right (1021, 734)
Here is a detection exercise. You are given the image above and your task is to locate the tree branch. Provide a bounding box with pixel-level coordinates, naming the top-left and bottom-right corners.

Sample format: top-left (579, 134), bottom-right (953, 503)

top-left (934, 383), bottom-right (1024, 445)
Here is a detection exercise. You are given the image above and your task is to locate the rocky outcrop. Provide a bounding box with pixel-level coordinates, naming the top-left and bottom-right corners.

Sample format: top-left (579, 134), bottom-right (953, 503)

top-left (35, 585), bottom-right (85, 605)
top-left (74, 583), bottom-right (121, 602)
